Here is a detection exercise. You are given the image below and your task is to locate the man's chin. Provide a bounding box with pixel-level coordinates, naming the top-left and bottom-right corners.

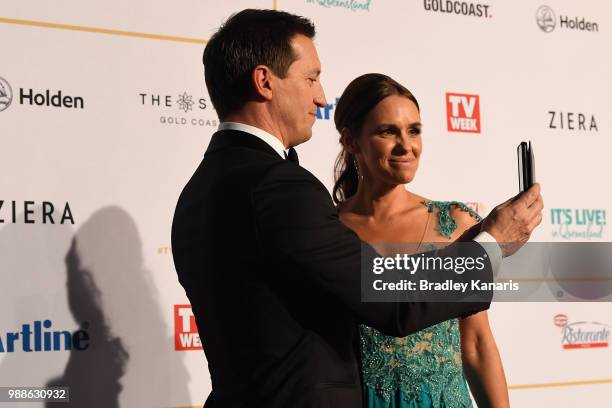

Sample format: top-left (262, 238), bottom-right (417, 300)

top-left (294, 131), bottom-right (313, 146)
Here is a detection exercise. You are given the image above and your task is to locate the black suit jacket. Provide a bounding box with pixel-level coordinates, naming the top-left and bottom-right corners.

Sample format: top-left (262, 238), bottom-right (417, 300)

top-left (171, 129), bottom-right (492, 408)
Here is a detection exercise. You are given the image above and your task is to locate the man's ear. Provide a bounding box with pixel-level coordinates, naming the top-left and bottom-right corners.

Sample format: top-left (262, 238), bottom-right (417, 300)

top-left (252, 65), bottom-right (274, 101)
top-left (340, 128), bottom-right (361, 155)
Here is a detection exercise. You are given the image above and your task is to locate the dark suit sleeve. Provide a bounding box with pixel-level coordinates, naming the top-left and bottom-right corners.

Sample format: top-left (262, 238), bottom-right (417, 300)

top-left (252, 163), bottom-right (491, 337)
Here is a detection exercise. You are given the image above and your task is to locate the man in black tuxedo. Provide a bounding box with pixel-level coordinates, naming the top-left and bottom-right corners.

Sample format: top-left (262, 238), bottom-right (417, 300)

top-left (172, 9), bottom-right (543, 408)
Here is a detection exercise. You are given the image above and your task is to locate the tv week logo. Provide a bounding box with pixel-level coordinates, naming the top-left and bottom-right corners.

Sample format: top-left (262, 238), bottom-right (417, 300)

top-left (446, 93), bottom-right (481, 133)
top-left (174, 304), bottom-right (202, 351)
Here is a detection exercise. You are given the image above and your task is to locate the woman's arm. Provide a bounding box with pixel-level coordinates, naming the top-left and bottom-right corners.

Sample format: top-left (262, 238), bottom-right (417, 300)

top-left (450, 206), bottom-right (509, 407)
top-left (459, 312), bottom-right (509, 408)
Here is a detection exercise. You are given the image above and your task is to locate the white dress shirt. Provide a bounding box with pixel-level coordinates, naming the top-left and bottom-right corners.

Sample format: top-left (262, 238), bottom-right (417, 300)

top-left (217, 121), bottom-right (502, 274)
top-left (218, 122), bottom-right (286, 158)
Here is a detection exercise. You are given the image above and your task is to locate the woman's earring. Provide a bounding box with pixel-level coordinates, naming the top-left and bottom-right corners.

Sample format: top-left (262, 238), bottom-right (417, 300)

top-left (353, 157), bottom-right (362, 179)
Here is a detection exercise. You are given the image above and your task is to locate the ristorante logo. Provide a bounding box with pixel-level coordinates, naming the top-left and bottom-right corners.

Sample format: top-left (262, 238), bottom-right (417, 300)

top-left (174, 304), bottom-right (201, 351)
top-left (316, 97), bottom-right (340, 121)
top-left (554, 314), bottom-right (610, 350)
top-left (0, 200), bottom-right (75, 224)
top-left (536, 5), bottom-right (599, 33)
top-left (548, 111), bottom-right (598, 132)
top-left (446, 93), bottom-right (481, 133)
top-left (305, 0), bottom-right (372, 12)
top-left (424, 0), bottom-right (491, 18)
top-left (0, 77), bottom-right (84, 112)
top-left (138, 92), bottom-right (218, 127)
top-left (0, 320), bottom-right (90, 352)
top-left (0, 77), bottom-right (13, 112)
top-left (550, 208), bottom-right (606, 240)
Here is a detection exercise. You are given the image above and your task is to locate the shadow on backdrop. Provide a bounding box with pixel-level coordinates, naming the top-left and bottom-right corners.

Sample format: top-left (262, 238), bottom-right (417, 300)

top-left (46, 206), bottom-right (190, 407)
top-left (0, 207), bottom-right (74, 396)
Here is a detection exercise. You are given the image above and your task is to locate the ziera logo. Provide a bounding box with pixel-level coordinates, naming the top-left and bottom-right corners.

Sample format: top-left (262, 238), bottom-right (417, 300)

top-left (555, 314), bottom-right (610, 350)
top-left (548, 111), bottom-right (598, 132)
top-left (0, 76), bottom-right (83, 112)
top-left (446, 93), bottom-right (481, 133)
top-left (0, 200), bottom-right (75, 225)
top-left (0, 320), bottom-right (90, 353)
top-left (174, 304), bottom-right (202, 351)
top-left (536, 5), bottom-right (599, 33)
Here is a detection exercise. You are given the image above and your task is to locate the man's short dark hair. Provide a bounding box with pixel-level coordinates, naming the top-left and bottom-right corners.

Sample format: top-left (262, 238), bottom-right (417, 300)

top-left (203, 9), bottom-right (316, 120)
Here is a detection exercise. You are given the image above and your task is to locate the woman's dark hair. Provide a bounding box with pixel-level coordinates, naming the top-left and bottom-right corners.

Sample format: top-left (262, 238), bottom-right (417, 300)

top-left (203, 9), bottom-right (315, 120)
top-left (332, 73), bottom-right (420, 205)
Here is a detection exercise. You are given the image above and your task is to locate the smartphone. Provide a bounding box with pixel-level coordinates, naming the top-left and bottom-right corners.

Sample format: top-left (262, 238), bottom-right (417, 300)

top-left (517, 141), bottom-right (535, 192)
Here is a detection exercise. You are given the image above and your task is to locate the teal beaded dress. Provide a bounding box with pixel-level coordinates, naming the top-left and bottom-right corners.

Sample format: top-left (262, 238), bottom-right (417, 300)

top-left (361, 201), bottom-right (481, 408)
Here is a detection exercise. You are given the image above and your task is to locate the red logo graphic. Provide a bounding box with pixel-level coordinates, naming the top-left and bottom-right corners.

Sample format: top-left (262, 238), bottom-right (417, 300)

top-left (554, 313), bottom-right (568, 328)
top-left (446, 93), bottom-right (481, 133)
top-left (554, 314), bottom-right (610, 350)
top-left (174, 304), bottom-right (202, 351)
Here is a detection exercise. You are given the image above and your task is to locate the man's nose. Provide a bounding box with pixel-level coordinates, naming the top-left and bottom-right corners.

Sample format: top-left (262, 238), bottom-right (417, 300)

top-left (314, 82), bottom-right (327, 107)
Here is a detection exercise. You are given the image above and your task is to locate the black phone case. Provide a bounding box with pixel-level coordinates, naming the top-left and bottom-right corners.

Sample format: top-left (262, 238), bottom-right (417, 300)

top-left (518, 141), bottom-right (535, 192)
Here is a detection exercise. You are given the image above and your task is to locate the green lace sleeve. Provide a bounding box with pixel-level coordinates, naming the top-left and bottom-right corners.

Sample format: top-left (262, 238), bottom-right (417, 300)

top-left (421, 201), bottom-right (482, 239)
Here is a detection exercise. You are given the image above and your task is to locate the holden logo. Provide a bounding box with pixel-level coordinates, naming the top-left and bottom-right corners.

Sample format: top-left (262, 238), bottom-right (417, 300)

top-left (554, 313), bottom-right (568, 328)
top-left (536, 5), bottom-right (556, 33)
top-left (0, 77), bottom-right (13, 112)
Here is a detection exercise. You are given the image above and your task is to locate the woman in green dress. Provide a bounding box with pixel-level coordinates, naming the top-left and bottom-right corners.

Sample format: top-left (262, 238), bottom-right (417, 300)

top-left (332, 73), bottom-right (510, 407)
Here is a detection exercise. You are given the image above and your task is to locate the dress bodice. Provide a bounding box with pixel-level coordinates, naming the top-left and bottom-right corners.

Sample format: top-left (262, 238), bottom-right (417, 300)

top-left (360, 201), bottom-right (482, 408)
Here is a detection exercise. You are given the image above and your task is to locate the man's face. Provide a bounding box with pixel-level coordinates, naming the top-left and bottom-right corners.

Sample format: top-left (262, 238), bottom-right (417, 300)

top-left (271, 34), bottom-right (327, 148)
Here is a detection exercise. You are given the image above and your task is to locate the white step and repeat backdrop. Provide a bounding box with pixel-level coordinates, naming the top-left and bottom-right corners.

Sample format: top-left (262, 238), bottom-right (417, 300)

top-left (1, 1), bottom-right (611, 407)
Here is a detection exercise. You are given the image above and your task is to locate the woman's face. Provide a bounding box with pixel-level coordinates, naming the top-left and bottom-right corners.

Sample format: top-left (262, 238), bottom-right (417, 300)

top-left (354, 94), bottom-right (422, 186)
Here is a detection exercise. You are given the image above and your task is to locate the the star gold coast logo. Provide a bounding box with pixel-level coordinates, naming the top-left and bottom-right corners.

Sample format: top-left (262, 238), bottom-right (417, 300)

top-left (139, 91), bottom-right (218, 127)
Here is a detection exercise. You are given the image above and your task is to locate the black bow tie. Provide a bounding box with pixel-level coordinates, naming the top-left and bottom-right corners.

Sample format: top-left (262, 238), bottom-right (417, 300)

top-left (285, 147), bottom-right (299, 165)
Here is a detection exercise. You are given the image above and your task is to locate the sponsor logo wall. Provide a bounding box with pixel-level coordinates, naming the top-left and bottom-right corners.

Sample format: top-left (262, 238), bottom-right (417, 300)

top-left (1, 0), bottom-right (611, 406)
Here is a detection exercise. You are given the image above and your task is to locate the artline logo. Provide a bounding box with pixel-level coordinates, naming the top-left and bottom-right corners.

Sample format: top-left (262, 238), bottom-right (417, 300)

top-left (139, 92), bottom-right (218, 127)
top-left (554, 314), bottom-right (610, 350)
top-left (548, 111), bottom-right (598, 132)
top-left (0, 200), bottom-right (75, 225)
top-left (550, 208), bottom-right (606, 240)
top-left (0, 320), bottom-right (90, 353)
top-left (0, 76), bottom-right (84, 112)
top-left (536, 5), bottom-right (599, 33)
top-left (174, 304), bottom-right (202, 351)
top-left (0, 77), bottom-right (13, 112)
top-left (446, 93), bottom-right (481, 133)
top-left (306, 0), bottom-right (372, 12)
top-left (424, 0), bottom-right (491, 18)
top-left (316, 97), bottom-right (340, 121)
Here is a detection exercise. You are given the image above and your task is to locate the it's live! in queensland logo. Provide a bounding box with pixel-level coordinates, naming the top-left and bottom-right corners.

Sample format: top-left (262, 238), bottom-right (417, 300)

top-left (550, 208), bottom-right (606, 240)
top-left (174, 304), bottom-right (202, 351)
top-left (446, 93), bottom-right (481, 133)
top-left (554, 314), bottom-right (610, 350)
